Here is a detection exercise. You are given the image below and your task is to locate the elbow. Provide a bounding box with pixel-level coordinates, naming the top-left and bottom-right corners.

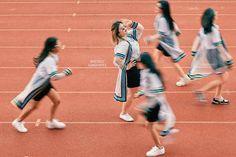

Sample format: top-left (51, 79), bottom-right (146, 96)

top-left (113, 59), bottom-right (119, 66)
top-left (50, 76), bottom-right (57, 81)
top-left (50, 75), bottom-right (59, 81)
top-left (139, 24), bottom-right (144, 32)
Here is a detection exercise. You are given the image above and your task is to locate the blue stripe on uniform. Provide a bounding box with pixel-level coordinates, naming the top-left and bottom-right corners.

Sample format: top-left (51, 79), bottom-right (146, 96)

top-left (114, 40), bottom-right (133, 102)
top-left (149, 88), bottom-right (164, 93)
top-left (213, 41), bottom-right (223, 46)
top-left (16, 80), bottom-right (50, 109)
top-left (174, 53), bottom-right (186, 63)
top-left (115, 53), bottom-right (125, 58)
top-left (49, 71), bottom-right (59, 77)
top-left (158, 31), bottom-right (165, 35)
top-left (114, 67), bottom-right (127, 102)
top-left (187, 73), bottom-right (208, 80)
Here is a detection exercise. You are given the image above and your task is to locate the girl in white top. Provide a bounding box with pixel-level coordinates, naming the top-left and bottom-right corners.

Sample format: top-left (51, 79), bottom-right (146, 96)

top-left (11, 37), bottom-right (72, 133)
top-left (111, 19), bottom-right (144, 122)
top-left (144, 0), bottom-right (189, 87)
top-left (135, 52), bottom-right (176, 157)
top-left (189, 8), bottom-right (233, 104)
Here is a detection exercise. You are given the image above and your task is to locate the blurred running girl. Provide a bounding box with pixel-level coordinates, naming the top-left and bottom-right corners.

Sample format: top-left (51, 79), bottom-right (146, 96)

top-left (189, 8), bottom-right (233, 104)
top-left (135, 52), bottom-right (176, 156)
top-left (111, 19), bottom-right (144, 122)
top-left (11, 37), bottom-right (72, 133)
top-left (144, 0), bottom-right (189, 87)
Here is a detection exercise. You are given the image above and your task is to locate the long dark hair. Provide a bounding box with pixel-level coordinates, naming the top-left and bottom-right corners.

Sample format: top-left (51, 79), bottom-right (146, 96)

top-left (140, 52), bottom-right (165, 87)
top-left (34, 37), bottom-right (58, 67)
top-left (159, 0), bottom-right (174, 31)
top-left (111, 21), bottom-right (123, 44)
top-left (201, 8), bottom-right (215, 34)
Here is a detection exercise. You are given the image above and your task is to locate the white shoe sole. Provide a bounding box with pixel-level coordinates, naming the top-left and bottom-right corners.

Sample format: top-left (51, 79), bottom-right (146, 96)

top-left (119, 115), bottom-right (134, 122)
top-left (12, 122), bottom-right (28, 133)
top-left (46, 122), bottom-right (66, 129)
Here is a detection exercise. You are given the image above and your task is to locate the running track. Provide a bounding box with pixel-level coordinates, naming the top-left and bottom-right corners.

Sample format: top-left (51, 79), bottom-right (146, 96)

top-left (0, 0), bottom-right (236, 157)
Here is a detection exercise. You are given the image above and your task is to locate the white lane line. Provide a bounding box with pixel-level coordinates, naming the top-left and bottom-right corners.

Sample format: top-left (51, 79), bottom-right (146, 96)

top-left (0, 66), bottom-right (236, 69)
top-left (0, 13), bottom-right (236, 16)
top-left (0, 46), bottom-right (236, 49)
top-left (78, 1), bottom-right (236, 4)
top-left (1, 121), bottom-right (236, 124)
top-left (1, 1), bottom-right (235, 4)
top-left (0, 1), bottom-right (73, 4)
top-left (67, 28), bottom-right (71, 32)
top-left (0, 67), bottom-right (116, 69)
top-left (0, 91), bottom-right (236, 94)
top-left (35, 119), bottom-right (41, 127)
top-left (0, 28), bottom-right (236, 31)
top-left (0, 14), bottom-right (76, 17)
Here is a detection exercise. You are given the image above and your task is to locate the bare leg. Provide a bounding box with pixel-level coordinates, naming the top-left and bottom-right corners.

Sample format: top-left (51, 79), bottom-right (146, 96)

top-left (214, 72), bottom-right (229, 98)
top-left (159, 96), bottom-right (176, 131)
top-left (47, 88), bottom-right (61, 121)
top-left (199, 72), bottom-right (228, 92)
top-left (172, 62), bottom-right (186, 78)
top-left (153, 49), bottom-right (163, 65)
top-left (121, 87), bottom-right (139, 114)
top-left (148, 123), bottom-right (162, 147)
top-left (215, 85), bottom-right (222, 99)
top-left (17, 100), bottom-right (40, 121)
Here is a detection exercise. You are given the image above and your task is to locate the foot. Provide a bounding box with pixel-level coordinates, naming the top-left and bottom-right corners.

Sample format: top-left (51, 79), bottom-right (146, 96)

top-left (12, 119), bottom-right (28, 133)
top-left (160, 130), bottom-right (171, 137)
top-left (194, 91), bottom-right (207, 103)
top-left (212, 97), bottom-right (229, 105)
top-left (146, 146), bottom-right (165, 157)
top-left (176, 76), bottom-right (190, 87)
top-left (46, 119), bottom-right (66, 129)
top-left (160, 128), bottom-right (179, 136)
top-left (119, 113), bottom-right (134, 122)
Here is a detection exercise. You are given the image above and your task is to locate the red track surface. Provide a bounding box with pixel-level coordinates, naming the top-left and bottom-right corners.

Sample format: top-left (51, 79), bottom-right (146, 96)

top-left (0, 0), bottom-right (236, 157)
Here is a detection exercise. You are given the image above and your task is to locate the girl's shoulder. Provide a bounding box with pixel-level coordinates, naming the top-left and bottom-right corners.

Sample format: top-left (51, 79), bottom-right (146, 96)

top-left (212, 25), bottom-right (220, 34)
top-left (155, 14), bottom-right (163, 19)
top-left (114, 39), bottom-right (129, 51)
top-left (198, 27), bottom-right (204, 35)
top-left (156, 15), bottom-right (166, 21)
top-left (42, 54), bottom-right (57, 65)
top-left (200, 25), bottom-right (220, 35)
top-left (213, 24), bottom-right (220, 30)
top-left (116, 39), bottom-right (129, 46)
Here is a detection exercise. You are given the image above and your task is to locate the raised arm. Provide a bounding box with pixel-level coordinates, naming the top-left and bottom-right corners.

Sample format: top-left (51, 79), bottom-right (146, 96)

top-left (121, 19), bottom-right (144, 40)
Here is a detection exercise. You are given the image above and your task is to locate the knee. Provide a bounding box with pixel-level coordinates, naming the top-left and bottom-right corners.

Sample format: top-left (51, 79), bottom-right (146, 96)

top-left (127, 94), bottom-right (133, 99)
top-left (53, 99), bottom-right (61, 106)
top-left (127, 93), bottom-right (135, 101)
top-left (219, 77), bottom-right (227, 84)
top-left (30, 104), bottom-right (38, 110)
top-left (223, 73), bottom-right (229, 82)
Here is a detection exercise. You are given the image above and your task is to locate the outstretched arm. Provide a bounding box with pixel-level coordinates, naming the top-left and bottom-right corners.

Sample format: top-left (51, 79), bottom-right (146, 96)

top-left (51, 68), bottom-right (72, 81)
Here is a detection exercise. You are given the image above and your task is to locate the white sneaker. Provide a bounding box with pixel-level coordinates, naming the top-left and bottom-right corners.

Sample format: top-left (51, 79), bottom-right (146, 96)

top-left (119, 113), bottom-right (134, 122)
top-left (46, 119), bottom-right (66, 129)
top-left (12, 119), bottom-right (28, 133)
top-left (146, 146), bottom-right (165, 157)
top-left (176, 76), bottom-right (190, 87)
